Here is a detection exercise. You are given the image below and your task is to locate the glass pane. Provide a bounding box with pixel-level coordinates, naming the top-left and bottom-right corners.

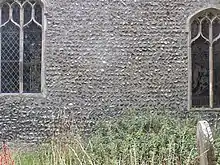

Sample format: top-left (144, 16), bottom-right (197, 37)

top-left (23, 21), bottom-right (41, 93)
top-left (18, 0), bottom-right (26, 4)
top-left (1, 62), bottom-right (19, 93)
top-left (1, 22), bottom-right (20, 61)
top-left (1, 21), bottom-right (20, 93)
top-left (24, 2), bottom-right (32, 24)
top-left (34, 3), bottom-right (42, 24)
top-left (207, 12), bottom-right (215, 20)
top-left (12, 2), bottom-right (20, 24)
top-left (5, 0), bottom-right (14, 5)
top-left (1, 4), bottom-right (9, 24)
top-left (213, 40), bottom-right (220, 107)
top-left (212, 18), bottom-right (220, 40)
top-left (201, 18), bottom-right (210, 39)
top-left (191, 20), bottom-right (199, 39)
top-left (29, 0), bottom-right (37, 5)
top-left (192, 37), bottom-right (209, 107)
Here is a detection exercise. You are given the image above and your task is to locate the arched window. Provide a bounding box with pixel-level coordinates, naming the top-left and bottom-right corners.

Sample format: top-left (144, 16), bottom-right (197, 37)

top-left (189, 8), bottom-right (220, 109)
top-left (0, 0), bottom-right (44, 93)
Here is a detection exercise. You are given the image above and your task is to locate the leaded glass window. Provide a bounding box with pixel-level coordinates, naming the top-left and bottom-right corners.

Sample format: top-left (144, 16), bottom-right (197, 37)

top-left (0, 0), bottom-right (43, 93)
top-left (189, 8), bottom-right (220, 109)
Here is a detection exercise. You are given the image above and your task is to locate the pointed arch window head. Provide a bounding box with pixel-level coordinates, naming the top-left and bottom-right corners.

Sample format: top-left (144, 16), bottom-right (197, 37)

top-left (0, 0), bottom-right (44, 94)
top-left (189, 8), bottom-right (220, 109)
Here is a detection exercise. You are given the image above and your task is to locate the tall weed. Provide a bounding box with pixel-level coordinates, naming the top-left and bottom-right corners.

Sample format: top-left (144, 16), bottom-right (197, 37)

top-left (88, 111), bottom-right (198, 165)
top-left (12, 110), bottom-right (199, 165)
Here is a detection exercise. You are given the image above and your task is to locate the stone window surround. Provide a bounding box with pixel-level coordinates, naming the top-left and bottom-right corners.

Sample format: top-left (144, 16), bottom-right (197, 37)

top-left (0, 0), bottom-right (47, 97)
top-left (187, 7), bottom-right (220, 111)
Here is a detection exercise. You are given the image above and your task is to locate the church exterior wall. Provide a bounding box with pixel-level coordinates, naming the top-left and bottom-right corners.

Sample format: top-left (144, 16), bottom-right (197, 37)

top-left (0, 0), bottom-right (218, 141)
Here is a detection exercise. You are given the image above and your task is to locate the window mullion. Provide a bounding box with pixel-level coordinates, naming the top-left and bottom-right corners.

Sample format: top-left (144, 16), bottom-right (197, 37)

top-left (209, 20), bottom-right (214, 108)
top-left (0, 7), bottom-right (2, 93)
top-left (41, 6), bottom-right (45, 94)
top-left (188, 26), bottom-right (192, 109)
top-left (19, 5), bottom-right (24, 93)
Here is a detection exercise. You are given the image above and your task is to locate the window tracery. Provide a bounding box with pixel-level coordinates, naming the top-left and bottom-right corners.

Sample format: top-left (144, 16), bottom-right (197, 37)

top-left (0, 0), bottom-right (43, 93)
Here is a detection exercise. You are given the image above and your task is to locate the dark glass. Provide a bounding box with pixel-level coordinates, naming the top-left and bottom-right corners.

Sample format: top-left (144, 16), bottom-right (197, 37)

top-left (192, 37), bottom-right (209, 107)
top-left (1, 4), bottom-right (9, 24)
top-left (207, 12), bottom-right (215, 20)
top-left (34, 3), bottom-right (42, 25)
top-left (213, 18), bottom-right (220, 40)
top-left (24, 2), bottom-right (32, 24)
top-left (23, 21), bottom-right (42, 93)
top-left (5, 0), bottom-right (14, 4)
top-left (191, 20), bottom-right (199, 39)
top-left (18, 0), bottom-right (26, 4)
top-left (201, 18), bottom-right (210, 39)
top-left (29, 0), bottom-right (37, 5)
top-left (213, 40), bottom-right (220, 107)
top-left (12, 2), bottom-right (20, 24)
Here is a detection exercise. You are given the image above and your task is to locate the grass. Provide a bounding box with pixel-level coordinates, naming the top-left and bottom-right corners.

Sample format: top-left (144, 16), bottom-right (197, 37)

top-left (2, 110), bottom-right (211, 165)
top-left (87, 110), bottom-right (198, 165)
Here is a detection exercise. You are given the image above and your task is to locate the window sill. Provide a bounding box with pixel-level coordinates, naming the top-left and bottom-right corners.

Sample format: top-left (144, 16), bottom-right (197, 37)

top-left (190, 108), bottom-right (220, 111)
top-left (0, 93), bottom-right (46, 98)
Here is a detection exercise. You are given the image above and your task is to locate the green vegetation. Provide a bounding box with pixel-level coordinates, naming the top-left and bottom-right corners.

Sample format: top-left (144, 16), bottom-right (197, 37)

top-left (9, 110), bottom-right (211, 165)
